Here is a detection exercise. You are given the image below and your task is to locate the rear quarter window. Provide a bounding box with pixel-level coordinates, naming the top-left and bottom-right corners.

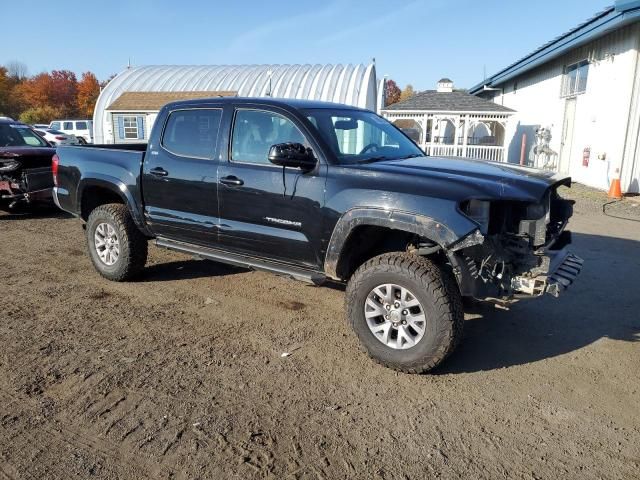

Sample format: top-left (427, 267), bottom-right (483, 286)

top-left (161, 109), bottom-right (223, 159)
top-left (75, 121), bottom-right (88, 130)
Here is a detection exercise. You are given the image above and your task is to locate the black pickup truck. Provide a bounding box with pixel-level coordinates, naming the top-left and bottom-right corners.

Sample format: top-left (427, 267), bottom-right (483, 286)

top-left (53, 97), bottom-right (582, 373)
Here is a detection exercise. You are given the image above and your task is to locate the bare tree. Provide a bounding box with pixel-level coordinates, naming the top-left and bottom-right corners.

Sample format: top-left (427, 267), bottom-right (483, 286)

top-left (5, 61), bottom-right (28, 81)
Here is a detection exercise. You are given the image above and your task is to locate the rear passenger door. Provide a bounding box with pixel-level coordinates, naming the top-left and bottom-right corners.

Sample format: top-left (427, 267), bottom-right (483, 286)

top-left (141, 106), bottom-right (224, 245)
top-left (216, 106), bottom-right (326, 269)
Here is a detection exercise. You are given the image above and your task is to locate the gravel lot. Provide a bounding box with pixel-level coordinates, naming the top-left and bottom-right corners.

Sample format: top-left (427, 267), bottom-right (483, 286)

top-left (0, 184), bottom-right (639, 479)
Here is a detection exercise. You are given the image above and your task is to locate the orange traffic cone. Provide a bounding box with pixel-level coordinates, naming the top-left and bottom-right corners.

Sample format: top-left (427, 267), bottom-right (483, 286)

top-left (608, 168), bottom-right (623, 199)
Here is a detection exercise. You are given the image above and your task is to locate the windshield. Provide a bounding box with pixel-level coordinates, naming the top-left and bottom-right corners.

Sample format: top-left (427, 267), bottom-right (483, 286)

top-left (303, 108), bottom-right (423, 164)
top-left (0, 124), bottom-right (49, 147)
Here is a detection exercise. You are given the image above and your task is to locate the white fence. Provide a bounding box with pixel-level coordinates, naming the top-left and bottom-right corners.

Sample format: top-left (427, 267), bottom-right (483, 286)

top-left (424, 144), bottom-right (505, 162)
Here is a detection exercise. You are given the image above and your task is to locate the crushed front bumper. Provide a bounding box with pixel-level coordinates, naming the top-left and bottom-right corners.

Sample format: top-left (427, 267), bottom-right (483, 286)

top-left (511, 248), bottom-right (584, 298)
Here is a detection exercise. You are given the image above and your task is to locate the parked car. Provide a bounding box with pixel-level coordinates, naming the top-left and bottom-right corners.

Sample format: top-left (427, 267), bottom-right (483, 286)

top-left (32, 123), bottom-right (50, 129)
top-left (53, 97), bottom-right (583, 373)
top-left (0, 119), bottom-right (55, 208)
top-left (49, 119), bottom-right (93, 144)
top-left (34, 128), bottom-right (79, 146)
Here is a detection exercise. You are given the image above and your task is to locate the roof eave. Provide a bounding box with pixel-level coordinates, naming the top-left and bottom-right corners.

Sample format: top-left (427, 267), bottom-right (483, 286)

top-left (469, 2), bottom-right (640, 95)
top-left (381, 109), bottom-right (515, 115)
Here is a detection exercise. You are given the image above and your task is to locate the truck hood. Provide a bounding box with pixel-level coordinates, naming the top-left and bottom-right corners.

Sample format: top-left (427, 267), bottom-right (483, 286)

top-left (358, 156), bottom-right (571, 202)
top-left (0, 146), bottom-right (57, 170)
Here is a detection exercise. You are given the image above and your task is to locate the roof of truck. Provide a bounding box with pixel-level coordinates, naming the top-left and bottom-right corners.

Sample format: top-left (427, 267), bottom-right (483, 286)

top-left (162, 97), bottom-right (365, 111)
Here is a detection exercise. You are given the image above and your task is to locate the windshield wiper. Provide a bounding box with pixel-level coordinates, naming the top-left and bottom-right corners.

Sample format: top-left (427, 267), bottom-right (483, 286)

top-left (355, 156), bottom-right (389, 164)
top-left (391, 153), bottom-right (424, 160)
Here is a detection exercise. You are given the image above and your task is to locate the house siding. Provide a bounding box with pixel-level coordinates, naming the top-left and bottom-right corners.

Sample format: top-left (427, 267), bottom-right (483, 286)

top-left (488, 23), bottom-right (640, 192)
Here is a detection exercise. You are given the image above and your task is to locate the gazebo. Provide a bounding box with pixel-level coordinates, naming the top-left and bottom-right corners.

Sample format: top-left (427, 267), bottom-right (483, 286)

top-left (381, 79), bottom-right (515, 162)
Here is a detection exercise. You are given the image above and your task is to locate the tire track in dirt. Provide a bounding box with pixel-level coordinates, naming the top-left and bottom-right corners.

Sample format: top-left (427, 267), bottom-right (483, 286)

top-left (2, 209), bottom-right (640, 479)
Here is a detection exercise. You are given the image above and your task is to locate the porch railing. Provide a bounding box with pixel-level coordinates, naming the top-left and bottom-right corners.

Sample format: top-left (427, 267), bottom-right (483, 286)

top-left (424, 144), bottom-right (505, 162)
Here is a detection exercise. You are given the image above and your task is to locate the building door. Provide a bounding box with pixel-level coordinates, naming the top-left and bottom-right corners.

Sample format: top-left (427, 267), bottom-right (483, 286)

top-left (559, 98), bottom-right (576, 174)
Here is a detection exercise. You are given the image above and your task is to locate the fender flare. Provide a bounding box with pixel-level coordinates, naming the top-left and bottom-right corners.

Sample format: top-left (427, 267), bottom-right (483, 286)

top-left (323, 207), bottom-right (460, 280)
top-left (77, 174), bottom-right (152, 237)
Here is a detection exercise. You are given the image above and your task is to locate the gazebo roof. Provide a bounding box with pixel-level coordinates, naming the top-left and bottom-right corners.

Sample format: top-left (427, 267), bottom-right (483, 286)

top-left (383, 90), bottom-right (514, 113)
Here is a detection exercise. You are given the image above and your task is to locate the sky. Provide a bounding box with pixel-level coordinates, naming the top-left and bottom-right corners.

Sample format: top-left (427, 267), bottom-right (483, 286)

top-left (2, 0), bottom-right (609, 90)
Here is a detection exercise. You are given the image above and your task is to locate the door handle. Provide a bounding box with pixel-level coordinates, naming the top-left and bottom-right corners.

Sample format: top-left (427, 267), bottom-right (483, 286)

top-left (220, 175), bottom-right (244, 186)
top-left (150, 167), bottom-right (168, 177)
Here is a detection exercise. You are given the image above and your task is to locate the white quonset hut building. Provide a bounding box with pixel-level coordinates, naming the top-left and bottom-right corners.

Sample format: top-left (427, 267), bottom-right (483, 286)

top-left (93, 64), bottom-right (380, 144)
top-left (470, 1), bottom-right (640, 193)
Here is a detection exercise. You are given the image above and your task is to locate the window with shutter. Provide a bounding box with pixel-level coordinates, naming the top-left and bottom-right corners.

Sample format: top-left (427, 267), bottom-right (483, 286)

top-left (123, 116), bottom-right (139, 139)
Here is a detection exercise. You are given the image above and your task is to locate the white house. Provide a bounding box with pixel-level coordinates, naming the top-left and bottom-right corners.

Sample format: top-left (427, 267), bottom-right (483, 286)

top-left (93, 64), bottom-right (380, 145)
top-left (382, 79), bottom-right (515, 162)
top-left (470, 0), bottom-right (640, 193)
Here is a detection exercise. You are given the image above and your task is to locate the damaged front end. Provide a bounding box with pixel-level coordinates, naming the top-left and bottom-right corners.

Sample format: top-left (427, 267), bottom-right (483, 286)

top-left (0, 154), bottom-right (54, 208)
top-left (449, 185), bottom-right (583, 303)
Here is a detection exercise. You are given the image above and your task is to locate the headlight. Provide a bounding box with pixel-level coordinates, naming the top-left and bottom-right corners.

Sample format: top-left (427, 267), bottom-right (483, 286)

top-left (462, 200), bottom-right (491, 234)
top-left (0, 160), bottom-right (20, 172)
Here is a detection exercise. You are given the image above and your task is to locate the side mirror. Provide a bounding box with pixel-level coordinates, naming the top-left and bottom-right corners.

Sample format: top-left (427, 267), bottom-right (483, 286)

top-left (268, 143), bottom-right (316, 170)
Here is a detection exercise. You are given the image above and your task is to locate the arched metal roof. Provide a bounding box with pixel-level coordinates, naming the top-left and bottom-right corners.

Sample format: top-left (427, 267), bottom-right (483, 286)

top-left (94, 63), bottom-right (377, 143)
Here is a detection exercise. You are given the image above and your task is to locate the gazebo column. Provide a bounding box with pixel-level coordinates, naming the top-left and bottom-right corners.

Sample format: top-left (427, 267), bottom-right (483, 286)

top-left (462, 114), bottom-right (469, 157)
top-left (453, 115), bottom-right (460, 156)
top-left (421, 114), bottom-right (428, 152)
top-left (428, 116), bottom-right (435, 156)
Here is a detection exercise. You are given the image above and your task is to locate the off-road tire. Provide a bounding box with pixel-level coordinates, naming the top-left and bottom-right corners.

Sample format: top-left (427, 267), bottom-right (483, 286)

top-left (86, 203), bottom-right (148, 281)
top-left (345, 252), bottom-right (464, 374)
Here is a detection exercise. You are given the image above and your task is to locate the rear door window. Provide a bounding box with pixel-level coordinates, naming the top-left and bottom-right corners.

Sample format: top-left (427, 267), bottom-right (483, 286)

top-left (161, 109), bottom-right (223, 159)
top-left (63, 121), bottom-right (73, 130)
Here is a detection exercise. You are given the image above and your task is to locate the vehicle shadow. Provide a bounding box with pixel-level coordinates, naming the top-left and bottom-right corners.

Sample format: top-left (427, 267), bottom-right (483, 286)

top-left (0, 205), bottom-right (72, 220)
top-left (136, 259), bottom-right (247, 282)
top-left (436, 232), bottom-right (640, 374)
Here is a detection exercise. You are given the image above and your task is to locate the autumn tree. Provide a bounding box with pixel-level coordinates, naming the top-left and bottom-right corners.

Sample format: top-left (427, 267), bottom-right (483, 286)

top-left (15, 70), bottom-right (78, 118)
top-left (5, 60), bottom-right (28, 81)
top-left (76, 72), bottom-right (101, 118)
top-left (50, 70), bottom-right (78, 115)
top-left (399, 84), bottom-right (415, 102)
top-left (384, 79), bottom-right (401, 106)
top-left (14, 72), bottom-right (51, 111)
top-left (0, 67), bottom-right (15, 117)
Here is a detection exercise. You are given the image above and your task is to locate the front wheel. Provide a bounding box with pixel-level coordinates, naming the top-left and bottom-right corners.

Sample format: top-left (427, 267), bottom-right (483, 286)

top-left (345, 253), bottom-right (463, 373)
top-left (86, 203), bottom-right (148, 281)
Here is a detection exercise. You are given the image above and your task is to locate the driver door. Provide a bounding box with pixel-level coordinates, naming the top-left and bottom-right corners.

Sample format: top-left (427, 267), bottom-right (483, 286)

top-left (216, 106), bottom-right (326, 269)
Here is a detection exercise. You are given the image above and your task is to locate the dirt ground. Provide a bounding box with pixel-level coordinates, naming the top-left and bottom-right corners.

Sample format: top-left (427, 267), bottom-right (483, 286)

top-left (0, 185), bottom-right (639, 480)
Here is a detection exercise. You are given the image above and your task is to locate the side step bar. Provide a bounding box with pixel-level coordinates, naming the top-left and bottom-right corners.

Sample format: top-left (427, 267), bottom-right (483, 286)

top-left (155, 237), bottom-right (326, 285)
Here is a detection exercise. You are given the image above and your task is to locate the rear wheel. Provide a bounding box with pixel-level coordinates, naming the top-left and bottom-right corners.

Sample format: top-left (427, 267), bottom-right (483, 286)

top-left (86, 204), bottom-right (148, 281)
top-left (77, 137), bottom-right (87, 145)
top-left (345, 253), bottom-right (463, 373)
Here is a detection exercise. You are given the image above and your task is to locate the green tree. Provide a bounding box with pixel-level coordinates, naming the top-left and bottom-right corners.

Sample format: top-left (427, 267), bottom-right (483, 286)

top-left (19, 105), bottom-right (63, 124)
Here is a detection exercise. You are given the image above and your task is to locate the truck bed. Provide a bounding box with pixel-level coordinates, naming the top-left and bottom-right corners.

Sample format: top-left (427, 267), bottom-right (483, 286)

top-left (54, 144), bottom-right (147, 219)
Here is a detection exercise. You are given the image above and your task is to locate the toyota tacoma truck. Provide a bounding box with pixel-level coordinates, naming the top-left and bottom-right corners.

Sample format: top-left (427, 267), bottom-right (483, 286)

top-left (53, 98), bottom-right (582, 373)
top-left (1, 119), bottom-right (56, 209)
